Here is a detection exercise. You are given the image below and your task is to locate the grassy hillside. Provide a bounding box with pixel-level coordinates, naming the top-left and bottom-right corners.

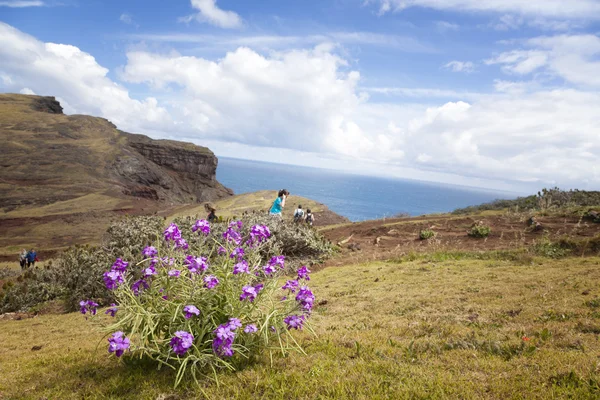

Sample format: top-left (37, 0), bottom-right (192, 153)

top-left (1, 256), bottom-right (600, 398)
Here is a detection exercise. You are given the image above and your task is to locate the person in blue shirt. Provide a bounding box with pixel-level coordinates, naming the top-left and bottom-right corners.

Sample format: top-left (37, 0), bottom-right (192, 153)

top-left (26, 249), bottom-right (37, 268)
top-left (269, 189), bottom-right (289, 217)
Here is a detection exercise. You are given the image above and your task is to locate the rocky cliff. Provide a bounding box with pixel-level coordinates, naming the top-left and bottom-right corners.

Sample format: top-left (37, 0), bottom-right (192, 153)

top-left (0, 93), bottom-right (232, 211)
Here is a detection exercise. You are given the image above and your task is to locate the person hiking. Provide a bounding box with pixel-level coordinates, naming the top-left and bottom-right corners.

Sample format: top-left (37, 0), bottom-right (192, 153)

top-left (269, 189), bottom-right (289, 217)
top-left (207, 205), bottom-right (217, 223)
top-left (293, 205), bottom-right (305, 223)
top-left (305, 209), bottom-right (315, 226)
top-left (26, 249), bottom-right (37, 268)
top-left (19, 249), bottom-right (27, 269)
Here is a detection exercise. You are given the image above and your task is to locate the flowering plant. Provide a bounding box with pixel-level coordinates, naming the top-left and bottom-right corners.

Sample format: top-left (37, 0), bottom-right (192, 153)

top-left (84, 219), bottom-right (315, 386)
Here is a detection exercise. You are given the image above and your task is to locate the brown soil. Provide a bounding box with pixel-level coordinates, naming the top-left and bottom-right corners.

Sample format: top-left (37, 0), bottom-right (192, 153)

top-left (320, 214), bottom-right (600, 267)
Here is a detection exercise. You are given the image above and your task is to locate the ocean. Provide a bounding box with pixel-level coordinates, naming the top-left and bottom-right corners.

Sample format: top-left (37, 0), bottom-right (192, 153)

top-left (216, 157), bottom-right (517, 222)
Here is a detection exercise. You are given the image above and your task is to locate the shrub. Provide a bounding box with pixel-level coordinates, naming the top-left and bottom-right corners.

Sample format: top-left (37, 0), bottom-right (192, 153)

top-left (0, 268), bottom-right (64, 313)
top-left (84, 219), bottom-right (314, 386)
top-left (468, 223), bottom-right (491, 238)
top-left (419, 229), bottom-right (436, 240)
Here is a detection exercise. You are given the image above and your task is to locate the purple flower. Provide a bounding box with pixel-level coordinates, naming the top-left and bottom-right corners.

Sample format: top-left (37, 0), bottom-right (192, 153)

top-left (284, 315), bottom-right (305, 330)
top-left (263, 263), bottom-right (276, 275)
top-left (244, 324), bottom-right (258, 333)
top-left (168, 269), bottom-right (181, 277)
top-left (162, 295), bottom-right (169, 300)
top-left (192, 219), bottom-right (211, 236)
top-left (282, 280), bottom-right (299, 293)
top-left (79, 300), bottom-right (99, 315)
top-left (204, 275), bottom-right (219, 289)
top-left (111, 258), bottom-right (129, 273)
top-left (217, 246), bottom-right (227, 256)
top-left (185, 255), bottom-right (208, 273)
top-left (143, 266), bottom-right (157, 278)
top-left (175, 237), bottom-right (189, 250)
top-left (230, 247), bottom-right (245, 260)
top-left (108, 331), bottom-right (130, 357)
top-left (250, 224), bottom-right (271, 244)
top-left (240, 285), bottom-right (258, 302)
top-left (183, 305), bottom-right (200, 319)
top-left (161, 257), bottom-right (175, 266)
top-left (233, 261), bottom-right (249, 275)
top-left (268, 255), bottom-right (285, 270)
top-left (164, 223), bottom-right (182, 242)
top-left (132, 279), bottom-right (149, 296)
top-left (223, 228), bottom-right (241, 245)
top-left (142, 246), bottom-right (157, 258)
top-left (297, 266), bottom-right (311, 281)
top-left (170, 331), bottom-right (194, 356)
top-left (296, 286), bottom-right (315, 312)
top-left (105, 304), bottom-right (118, 317)
top-left (212, 322), bottom-right (237, 358)
top-left (103, 270), bottom-right (124, 290)
top-left (227, 318), bottom-right (242, 330)
top-left (229, 220), bottom-right (243, 230)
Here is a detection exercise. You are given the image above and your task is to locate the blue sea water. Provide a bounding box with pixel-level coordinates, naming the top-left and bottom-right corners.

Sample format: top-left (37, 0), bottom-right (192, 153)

top-left (216, 157), bottom-right (517, 222)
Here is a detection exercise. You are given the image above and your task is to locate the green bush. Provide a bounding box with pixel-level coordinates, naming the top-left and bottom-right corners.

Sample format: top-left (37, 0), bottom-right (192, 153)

top-left (84, 219), bottom-right (314, 386)
top-left (419, 229), bottom-right (436, 240)
top-left (468, 224), bottom-right (491, 238)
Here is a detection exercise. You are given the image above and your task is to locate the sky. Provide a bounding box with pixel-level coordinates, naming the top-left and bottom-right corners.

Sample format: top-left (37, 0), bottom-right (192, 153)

top-left (1, 0), bottom-right (600, 193)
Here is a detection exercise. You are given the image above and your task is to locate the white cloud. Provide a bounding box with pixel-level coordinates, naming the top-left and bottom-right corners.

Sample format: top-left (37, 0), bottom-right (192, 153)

top-left (372, 0), bottom-right (600, 20)
top-left (120, 13), bottom-right (133, 24)
top-left (0, 22), bottom-right (171, 134)
top-left (444, 61), bottom-right (475, 73)
top-left (486, 34), bottom-right (600, 86)
top-left (435, 21), bottom-right (460, 31)
top-left (0, 1), bottom-right (43, 7)
top-left (180, 0), bottom-right (242, 29)
top-left (1, 22), bottom-right (599, 189)
top-left (19, 87), bottom-right (35, 95)
top-left (126, 31), bottom-right (437, 53)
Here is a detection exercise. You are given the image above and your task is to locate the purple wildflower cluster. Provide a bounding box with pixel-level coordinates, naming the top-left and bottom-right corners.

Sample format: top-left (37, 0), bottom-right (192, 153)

top-left (230, 247), bottom-right (245, 260)
top-left (108, 331), bottom-right (130, 357)
top-left (203, 275), bottom-right (219, 289)
top-left (164, 223), bottom-right (188, 250)
top-left (103, 258), bottom-right (129, 290)
top-left (233, 260), bottom-right (249, 275)
top-left (142, 246), bottom-right (157, 259)
top-left (168, 269), bottom-right (181, 277)
top-left (223, 221), bottom-right (243, 244)
top-left (79, 300), bottom-right (99, 315)
top-left (249, 224), bottom-right (271, 245)
top-left (284, 315), bottom-right (306, 330)
top-left (192, 219), bottom-right (211, 236)
top-left (297, 266), bottom-right (311, 281)
top-left (185, 255), bottom-right (209, 273)
top-left (217, 246), bottom-right (227, 256)
top-left (170, 331), bottom-right (194, 356)
top-left (183, 305), bottom-right (200, 319)
top-left (296, 286), bottom-right (315, 312)
top-left (213, 318), bottom-right (242, 357)
top-left (143, 266), bottom-right (157, 278)
top-left (240, 283), bottom-right (264, 302)
top-left (282, 279), bottom-right (299, 293)
top-left (105, 303), bottom-right (118, 317)
top-left (269, 255), bottom-right (285, 270)
top-left (244, 324), bottom-right (258, 333)
top-left (132, 279), bottom-right (149, 296)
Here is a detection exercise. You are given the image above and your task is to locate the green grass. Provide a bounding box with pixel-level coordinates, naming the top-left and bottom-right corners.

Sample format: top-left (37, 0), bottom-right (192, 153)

top-left (2, 257), bottom-right (600, 399)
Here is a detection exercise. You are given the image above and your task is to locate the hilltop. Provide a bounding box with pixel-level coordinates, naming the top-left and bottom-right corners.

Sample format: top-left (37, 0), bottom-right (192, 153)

top-left (0, 94), bottom-right (232, 258)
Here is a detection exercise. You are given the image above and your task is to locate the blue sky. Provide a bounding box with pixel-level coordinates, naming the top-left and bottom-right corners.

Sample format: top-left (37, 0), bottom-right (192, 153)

top-left (1, 0), bottom-right (600, 193)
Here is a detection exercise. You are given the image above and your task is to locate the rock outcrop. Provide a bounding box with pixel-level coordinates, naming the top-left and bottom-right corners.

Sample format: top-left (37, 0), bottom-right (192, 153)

top-left (0, 93), bottom-right (232, 210)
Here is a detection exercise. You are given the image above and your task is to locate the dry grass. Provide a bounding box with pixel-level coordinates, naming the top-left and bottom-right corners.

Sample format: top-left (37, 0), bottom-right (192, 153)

top-left (2, 256), bottom-right (600, 399)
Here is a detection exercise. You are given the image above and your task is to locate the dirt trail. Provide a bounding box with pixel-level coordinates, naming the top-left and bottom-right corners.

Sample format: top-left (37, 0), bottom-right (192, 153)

top-left (320, 214), bottom-right (600, 267)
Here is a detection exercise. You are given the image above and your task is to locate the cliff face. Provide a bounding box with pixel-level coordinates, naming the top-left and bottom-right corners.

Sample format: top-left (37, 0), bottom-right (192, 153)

top-left (0, 93), bottom-right (232, 210)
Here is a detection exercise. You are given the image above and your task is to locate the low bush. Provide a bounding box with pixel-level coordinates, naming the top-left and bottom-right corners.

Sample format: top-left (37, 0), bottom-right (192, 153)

top-left (83, 219), bottom-right (315, 386)
top-left (468, 224), bottom-right (491, 238)
top-left (419, 229), bottom-right (436, 240)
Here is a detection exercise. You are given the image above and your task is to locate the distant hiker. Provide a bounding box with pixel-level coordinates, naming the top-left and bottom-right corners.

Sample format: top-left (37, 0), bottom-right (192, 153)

top-left (270, 189), bottom-right (289, 217)
top-left (305, 209), bottom-right (315, 226)
top-left (207, 205), bottom-right (217, 223)
top-left (294, 205), bottom-right (305, 223)
top-left (26, 249), bottom-right (37, 268)
top-left (19, 249), bottom-right (27, 269)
